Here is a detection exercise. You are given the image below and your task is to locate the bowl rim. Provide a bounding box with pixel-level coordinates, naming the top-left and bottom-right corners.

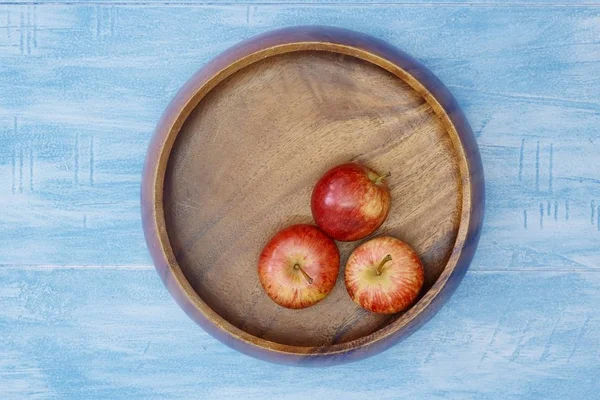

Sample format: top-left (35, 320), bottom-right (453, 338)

top-left (141, 25), bottom-right (485, 365)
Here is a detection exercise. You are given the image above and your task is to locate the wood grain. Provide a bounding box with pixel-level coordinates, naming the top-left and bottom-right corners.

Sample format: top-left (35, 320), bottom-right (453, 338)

top-left (164, 49), bottom-right (462, 346)
top-left (144, 27), bottom-right (483, 362)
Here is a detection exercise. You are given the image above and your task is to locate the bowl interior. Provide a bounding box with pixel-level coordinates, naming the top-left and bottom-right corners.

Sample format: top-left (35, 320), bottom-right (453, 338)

top-left (163, 50), bottom-right (461, 347)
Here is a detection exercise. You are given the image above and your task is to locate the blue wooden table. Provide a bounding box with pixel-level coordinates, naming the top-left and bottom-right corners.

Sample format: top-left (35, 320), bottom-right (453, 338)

top-left (1, 1), bottom-right (599, 398)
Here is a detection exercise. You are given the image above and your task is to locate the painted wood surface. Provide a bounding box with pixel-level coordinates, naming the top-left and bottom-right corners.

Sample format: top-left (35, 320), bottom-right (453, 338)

top-left (0, 2), bottom-right (598, 398)
top-left (0, 267), bottom-right (598, 399)
top-left (1, 4), bottom-right (599, 268)
top-left (5, 1), bottom-right (600, 4)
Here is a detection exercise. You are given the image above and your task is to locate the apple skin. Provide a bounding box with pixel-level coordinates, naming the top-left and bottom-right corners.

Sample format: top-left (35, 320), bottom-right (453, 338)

top-left (344, 236), bottom-right (424, 314)
top-left (258, 224), bottom-right (340, 309)
top-left (311, 163), bottom-right (391, 242)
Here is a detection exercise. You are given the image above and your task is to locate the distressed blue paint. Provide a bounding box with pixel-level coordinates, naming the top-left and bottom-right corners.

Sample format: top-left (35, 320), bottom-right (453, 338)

top-left (0, 268), bottom-right (598, 399)
top-left (0, 2), bottom-right (599, 398)
top-left (0, 5), bottom-right (598, 268)
top-left (5, 1), bottom-right (600, 4)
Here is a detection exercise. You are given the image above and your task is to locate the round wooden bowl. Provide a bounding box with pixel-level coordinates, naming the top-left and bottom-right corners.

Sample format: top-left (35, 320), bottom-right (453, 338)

top-left (142, 26), bottom-right (484, 366)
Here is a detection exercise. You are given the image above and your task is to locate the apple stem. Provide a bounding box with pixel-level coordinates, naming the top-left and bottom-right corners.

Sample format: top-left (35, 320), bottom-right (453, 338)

top-left (376, 254), bottom-right (393, 276)
top-left (374, 172), bottom-right (391, 185)
top-left (294, 264), bottom-right (314, 284)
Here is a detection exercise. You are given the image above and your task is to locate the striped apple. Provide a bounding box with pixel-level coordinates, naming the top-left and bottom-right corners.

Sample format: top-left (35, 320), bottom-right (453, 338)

top-left (345, 236), bottom-right (424, 314)
top-left (258, 224), bottom-right (340, 309)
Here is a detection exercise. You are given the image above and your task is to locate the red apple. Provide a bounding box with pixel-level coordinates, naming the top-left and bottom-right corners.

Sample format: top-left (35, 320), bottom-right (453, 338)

top-left (311, 163), bottom-right (391, 242)
top-left (345, 236), bottom-right (424, 314)
top-left (258, 224), bottom-right (340, 309)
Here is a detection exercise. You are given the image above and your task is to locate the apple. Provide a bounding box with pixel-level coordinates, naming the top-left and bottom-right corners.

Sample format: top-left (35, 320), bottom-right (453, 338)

top-left (311, 163), bottom-right (391, 242)
top-left (344, 236), bottom-right (424, 314)
top-left (258, 224), bottom-right (340, 309)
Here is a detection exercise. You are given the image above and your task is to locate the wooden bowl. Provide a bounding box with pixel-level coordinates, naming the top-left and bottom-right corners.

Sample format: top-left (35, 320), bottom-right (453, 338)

top-left (141, 26), bottom-right (484, 366)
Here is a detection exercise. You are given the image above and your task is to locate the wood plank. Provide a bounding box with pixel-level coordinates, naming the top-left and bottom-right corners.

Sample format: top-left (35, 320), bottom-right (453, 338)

top-left (0, 267), bottom-right (598, 398)
top-left (3, 1), bottom-right (600, 5)
top-left (0, 4), bottom-right (598, 268)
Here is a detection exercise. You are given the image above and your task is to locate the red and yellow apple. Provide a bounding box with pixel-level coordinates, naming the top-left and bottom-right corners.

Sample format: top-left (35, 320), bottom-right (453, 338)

top-left (345, 236), bottom-right (424, 314)
top-left (311, 163), bottom-right (391, 242)
top-left (258, 224), bottom-right (340, 309)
